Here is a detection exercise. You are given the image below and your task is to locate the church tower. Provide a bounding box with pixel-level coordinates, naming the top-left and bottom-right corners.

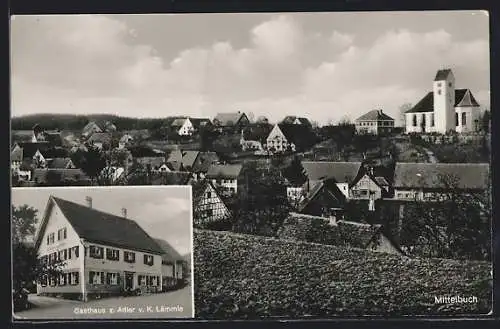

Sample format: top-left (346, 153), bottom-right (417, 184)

top-left (433, 68), bottom-right (455, 134)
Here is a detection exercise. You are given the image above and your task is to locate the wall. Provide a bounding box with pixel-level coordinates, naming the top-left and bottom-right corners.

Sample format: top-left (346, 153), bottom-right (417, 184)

top-left (336, 183), bottom-right (349, 198)
top-left (350, 174), bottom-right (382, 199)
top-left (194, 184), bottom-right (231, 226)
top-left (83, 241), bottom-right (162, 292)
top-left (266, 125), bottom-right (289, 153)
top-left (455, 107), bottom-right (481, 133)
top-left (211, 178), bottom-right (238, 195)
top-left (36, 200), bottom-right (84, 295)
top-left (178, 119), bottom-right (194, 136)
top-left (433, 77), bottom-right (455, 133)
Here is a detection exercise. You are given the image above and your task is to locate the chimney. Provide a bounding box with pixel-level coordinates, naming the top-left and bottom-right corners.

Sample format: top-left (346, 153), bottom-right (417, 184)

top-left (85, 196), bottom-right (92, 208)
top-left (121, 208), bottom-right (127, 219)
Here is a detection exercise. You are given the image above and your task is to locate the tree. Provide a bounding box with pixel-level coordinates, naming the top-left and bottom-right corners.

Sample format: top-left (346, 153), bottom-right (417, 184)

top-left (400, 173), bottom-right (491, 261)
top-left (11, 205), bottom-right (66, 301)
top-left (399, 103), bottom-right (413, 127)
top-left (231, 164), bottom-right (291, 237)
top-left (77, 145), bottom-right (107, 185)
top-left (125, 160), bottom-right (152, 185)
top-left (282, 155), bottom-right (307, 186)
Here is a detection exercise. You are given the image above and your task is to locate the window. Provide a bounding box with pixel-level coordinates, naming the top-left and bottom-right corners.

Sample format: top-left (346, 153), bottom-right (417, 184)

top-left (47, 233), bottom-right (55, 245)
top-left (412, 115), bottom-right (417, 127)
top-left (437, 89), bottom-right (441, 95)
top-left (430, 113), bottom-right (435, 127)
top-left (124, 251), bottom-right (136, 263)
top-left (89, 271), bottom-right (104, 285)
top-left (143, 254), bottom-right (154, 266)
top-left (106, 248), bottom-right (120, 261)
top-left (40, 274), bottom-right (48, 287)
top-left (57, 228), bottom-right (67, 240)
top-left (107, 272), bottom-right (118, 285)
top-left (437, 82), bottom-right (442, 87)
top-left (70, 272), bottom-right (79, 285)
top-left (462, 112), bottom-right (467, 126)
top-left (455, 112), bottom-right (459, 126)
top-left (449, 82), bottom-right (452, 87)
top-left (421, 114), bottom-right (426, 127)
top-left (138, 275), bottom-right (146, 286)
top-left (206, 191), bottom-right (212, 198)
top-left (58, 249), bottom-right (68, 261)
top-left (49, 275), bottom-right (56, 286)
top-left (58, 273), bottom-right (66, 286)
top-left (89, 246), bottom-right (104, 259)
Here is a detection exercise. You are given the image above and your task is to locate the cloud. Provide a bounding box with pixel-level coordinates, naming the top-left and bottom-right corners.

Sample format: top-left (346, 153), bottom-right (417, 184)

top-left (11, 14), bottom-right (489, 124)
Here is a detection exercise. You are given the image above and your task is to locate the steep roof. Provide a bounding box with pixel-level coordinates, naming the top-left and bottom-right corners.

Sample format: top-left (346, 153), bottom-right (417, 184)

top-left (171, 118), bottom-right (187, 127)
top-left (38, 196), bottom-right (164, 254)
top-left (151, 171), bottom-right (194, 185)
top-left (281, 116), bottom-right (312, 126)
top-left (40, 147), bottom-right (69, 159)
top-left (434, 69), bottom-right (453, 81)
top-left (356, 109), bottom-right (394, 121)
top-left (190, 118), bottom-right (212, 129)
top-left (278, 213), bottom-right (388, 250)
top-left (298, 179), bottom-right (346, 213)
top-left (302, 161), bottom-right (362, 184)
top-left (167, 150), bottom-right (200, 170)
top-left (153, 238), bottom-right (183, 263)
top-left (276, 124), bottom-right (317, 149)
top-left (128, 146), bottom-right (164, 158)
top-left (191, 152), bottom-right (220, 173)
top-left (406, 89), bottom-right (480, 113)
top-left (46, 157), bottom-right (73, 169)
top-left (213, 112), bottom-right (247, 126)
top-left (32, 168), bottom-right (89, 182)
top-left (206, 164), bottom-right (243, 179)
top-left (87, 132), bottom-right (112, 144)
top-left (16, 142), bottom-right (51, 159)
top-left (191, 180), bottom-right (211, 205)
top-left (393, 163), bottom-right (490, 190)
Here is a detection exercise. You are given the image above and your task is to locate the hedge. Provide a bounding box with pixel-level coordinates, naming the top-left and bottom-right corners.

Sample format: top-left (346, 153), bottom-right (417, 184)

top-left (194, 229), bottom-right (492, 319)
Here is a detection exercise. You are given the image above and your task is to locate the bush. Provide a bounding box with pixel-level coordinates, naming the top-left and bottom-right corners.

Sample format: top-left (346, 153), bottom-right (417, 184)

top-left (194, 229), bottom-right (492, 319)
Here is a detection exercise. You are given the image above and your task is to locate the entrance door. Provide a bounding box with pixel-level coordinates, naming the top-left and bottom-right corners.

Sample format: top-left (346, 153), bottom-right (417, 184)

top-left (124, 272), bottom-right (134, 290)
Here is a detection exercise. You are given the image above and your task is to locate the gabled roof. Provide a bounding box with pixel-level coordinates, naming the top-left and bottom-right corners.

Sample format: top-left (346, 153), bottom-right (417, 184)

top-left (275, 124), bottom-right (317, 149)
top-left (191, 180), bottom-right (211, 205)
top-left (36, 196), bottom-right (164, 254)
top-left (434, 69), bottom-right (453, 81)
top-left (16, 142), bottom-right (51, 159)
top-left (278, 213), bottom-right (392, 250)
top-left (128, 146), bottom-right (164, 158)
top-left (167, 150), bottom-right (200, 170)
top-left (406, 89), bottom-right (480, 113)
top-left (281, 116), bottom-right (312, 127)
top-left (206, 164), bottom-right (243, 179)
top-left (190, 118), bottom-right (212, 129)
top-left (153, 238), bottom-right (183, 263)
top-left (32, 168), bottom-right (89, 182)
top-left (302, 161), bottom-right (362, 184)
top-left (213, 112), bottom-right (247, 126)
top-left (349, 169), bottom-right (390, 189)
top-left (393, 163), bottom-right (490, 190)
top-left (46, 157), bottom-right (73, 169)
top-left (356, 109), bottom-right (394, 121)
top-left (87, 132), bottom-right (112, 144)
top-left (298, 179), bottom-right (346, 213)
top-left (171, 118), bottom-right (188, 127)
top-left (191, 152), bottom-right (220, 173)
top-left (151, 171), bottom-right (194, 185)
top-left (40, 147), bottom-right (69, 159)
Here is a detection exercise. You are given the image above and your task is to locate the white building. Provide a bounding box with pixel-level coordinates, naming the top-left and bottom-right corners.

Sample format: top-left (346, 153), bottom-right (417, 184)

top-left (206, 164), bottom-right (243, 195)
top-left (405, 69), bottom-right (481, 134)
top-left (34, 196), bottom-right (164, 300)
top-left (355, 110), bottom-right (395, 135)
top-left (171, 118), bottom-right (195, 136)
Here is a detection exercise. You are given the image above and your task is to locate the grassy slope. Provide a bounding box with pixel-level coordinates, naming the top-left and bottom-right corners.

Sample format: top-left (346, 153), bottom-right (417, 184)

top-left (194, 229), bottom-right (492, 319)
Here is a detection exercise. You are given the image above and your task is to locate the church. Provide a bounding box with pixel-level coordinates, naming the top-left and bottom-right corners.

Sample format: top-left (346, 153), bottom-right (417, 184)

top-left (405, 69), bottom-right (481, 134)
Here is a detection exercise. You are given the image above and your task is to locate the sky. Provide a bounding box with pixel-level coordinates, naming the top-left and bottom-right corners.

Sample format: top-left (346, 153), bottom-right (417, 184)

top-left (10, 11), bottom-right (490, 125)
top-left (11, 186), bottom-right (192, 255)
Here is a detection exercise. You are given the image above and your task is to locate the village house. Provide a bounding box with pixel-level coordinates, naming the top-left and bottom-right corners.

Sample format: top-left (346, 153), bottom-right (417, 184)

top-left (167, 150), bottom-right (220, 180)
top-left (170, 117), bottom-right (195, 136)
top-left (34, 196), bottom-right (164, 300)
top-left (266, 123), bottom-right (317, 154)
top-left (192, 180), bottom-right (232, 228)
top-left (31, 124), bottom-right (63, 146)
top-left (46, 158), bottom-right (76, 170)
top-left (206, 164), bottom-right (243, 195)
top-left (31, 168), bottom-right (90, 186)
top-left (127, 146), bottom-right (166, 169)
top-left (280, 116), bottom-right (313, 128)
top-left (86, 132), bottom-right (113, 150)
top-left (118, 134), bottom-right (134, 149)
top-left (82, 121), bottom-right (117, 138)
top-left (405, 69), bottom-right (482, 134)
top-left (153, 238), bottom-right (185, 290)
top-left (349, 167), bottom-right (391, 201)
top-left (295, 178), bottom-right (347, 220)
top-left (212, 111), bottom-right (251, 132)
top-left (355, 109), bottom-right (395, 135)
top-left (278, 212), bottom-right (403, 255)
top-left (151, 171), bottom-right (195, 186)
top-left (301, 161), bottom-right (363, 199)
top-left (392, 162), bottom-right (490, 201)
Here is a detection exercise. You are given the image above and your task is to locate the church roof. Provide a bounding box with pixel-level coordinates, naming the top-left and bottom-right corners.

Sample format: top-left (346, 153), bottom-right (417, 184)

top-left (406, 89), bottom-right (480, 113)
top-left (434, 69), bottom-right (453, 81)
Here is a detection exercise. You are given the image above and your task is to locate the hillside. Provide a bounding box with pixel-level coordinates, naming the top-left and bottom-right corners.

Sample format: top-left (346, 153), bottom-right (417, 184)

top-left (193, 229), bottom-right (492, 319)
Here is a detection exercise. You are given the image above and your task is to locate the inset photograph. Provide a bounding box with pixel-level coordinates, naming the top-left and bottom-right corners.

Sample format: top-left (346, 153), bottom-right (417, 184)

top-left (11, 186), bottom-right (194, 320)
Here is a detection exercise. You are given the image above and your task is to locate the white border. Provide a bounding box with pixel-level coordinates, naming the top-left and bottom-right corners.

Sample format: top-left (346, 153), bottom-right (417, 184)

top-left (11, 185), bottom-right (196, 320)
